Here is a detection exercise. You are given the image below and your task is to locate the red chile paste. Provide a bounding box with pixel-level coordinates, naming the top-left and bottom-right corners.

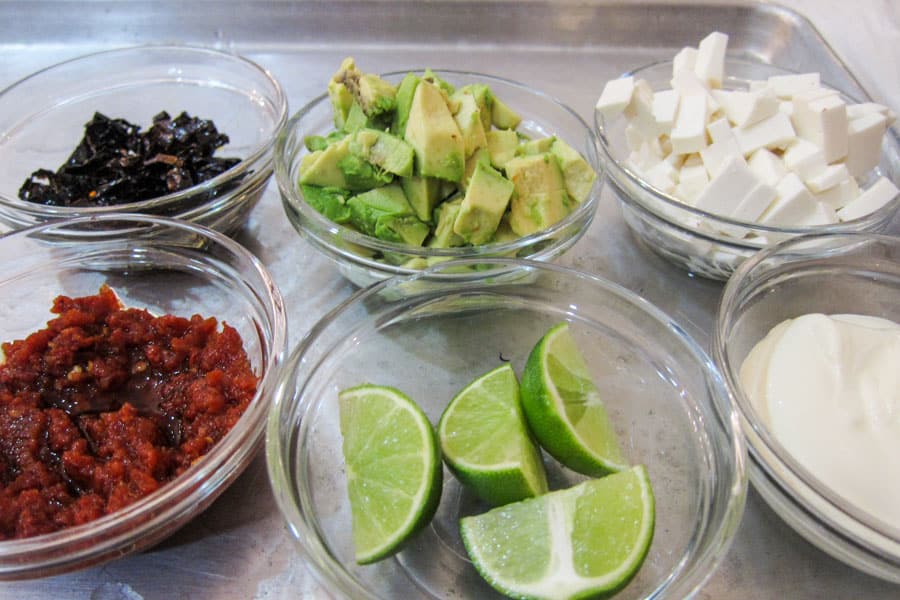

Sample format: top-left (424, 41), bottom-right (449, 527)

top-left (0, 285), bottom-right (258, 540)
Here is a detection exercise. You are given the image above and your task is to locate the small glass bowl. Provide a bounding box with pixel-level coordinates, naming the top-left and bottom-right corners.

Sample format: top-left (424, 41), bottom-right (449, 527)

top-left (595, 58), bottom-right (900, 281)
top-left (0, 45), bottom-right (288, 235)
top-left (714, 232), bottom-right (900, 582)
top-left (0, 214), bottom-right (287, 580)
top-left (267, 258), bottom-right (747, 599)
top-left (275, 71), bottom-right (602, 287)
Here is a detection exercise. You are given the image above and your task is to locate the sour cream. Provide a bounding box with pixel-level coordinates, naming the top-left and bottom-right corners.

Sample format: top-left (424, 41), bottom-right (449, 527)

top-left (740, 313), bottom-right (900, 531)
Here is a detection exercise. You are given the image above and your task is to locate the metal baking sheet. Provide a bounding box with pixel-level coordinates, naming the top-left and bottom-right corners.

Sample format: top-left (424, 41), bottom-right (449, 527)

top-left (0, 1), bottom-right (897, 598)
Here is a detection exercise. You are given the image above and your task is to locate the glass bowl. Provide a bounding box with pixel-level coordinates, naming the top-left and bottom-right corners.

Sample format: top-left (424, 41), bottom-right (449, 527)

top-left (595, 58), bottom-right (900, 281)
top-left (0, 45), bottom-right (288, 236)
top-left (0, 214), bottom-right (287, 579)
top-left (267, 258), bottom-right (747, 599)
top-left (713, 232), bottom-right (900, 582)
top-left (275, 71), bottom-right (602, 288)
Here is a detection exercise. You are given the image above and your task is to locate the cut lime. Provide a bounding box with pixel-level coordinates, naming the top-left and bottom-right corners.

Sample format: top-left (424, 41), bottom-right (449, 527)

top-left (460, 465), bottom-right (655, 600)
top-left (438, 363), bottom-right (548, 506)
top-left (521, 321), bottom-right (628, 476)
top-left (338, 384), bottom-right (442, 564)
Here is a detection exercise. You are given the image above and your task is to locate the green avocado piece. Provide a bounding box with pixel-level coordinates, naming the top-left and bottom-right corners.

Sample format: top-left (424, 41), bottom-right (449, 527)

top-left (422, 69), bottom-right (455, 96)
top-left (342, 101), bottom-right (371, 134)
top-left (404, 80), bottom-right (465, 183)
top-left (491, 95), bottom-right (522, 130)
top-left (491, 213), bottom-right (519, 245)
top-left (300, 184), bottom-right (353, 223)
top-left (516, 136), bottom-right (555, 156)
top-left (505, 153), bottom-right (570, 236)
top-left (350, 129), bottom-right (415, 177)
top-left (486, 129), bottom-right (519, 170)
top-left (337, 153), bottom-right (393, 191)
top-left (304, 130), bottom-right (346, 152)
top-left (333, 57), bottom-right (397, 119)
top-left (550, 138), bottom-right (597, 204)
top-left (327, 80), bottom-right (354, 130)
top-left (462, 147), bottom-right (491, 192)
top-left (452, 92), bottom-right (488, 158)
top-left (298, 137), bottom-right (352, 189)
top-left (391, 73), bottom-right (421, 137)
top-left (375, 214), bottom-right (430, 246)
top-left (453, 162), bottom-right (515, 245)
top-left (400, 175), bottom-right (444, 223)
top-left (428, 196), bottom-right (465, 248)
top-left (346, 183), bottom-right (413, 236)
top-left (458, 84), bottom-right (493, 132)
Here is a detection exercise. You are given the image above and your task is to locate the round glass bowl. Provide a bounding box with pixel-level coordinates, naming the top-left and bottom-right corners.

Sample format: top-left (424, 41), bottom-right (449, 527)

top-left (0, 45), bottom-right (288, 235)
top-left (595, 58), bottom-right (900, 281)
top-left (267, 259), bottom-right (747, 599)
top-left (0, 214), bottom-right (287, 579)
top-left (276, 71), bottom-right (602, 287)
top-left (714, 232), bottom-right (900, 582)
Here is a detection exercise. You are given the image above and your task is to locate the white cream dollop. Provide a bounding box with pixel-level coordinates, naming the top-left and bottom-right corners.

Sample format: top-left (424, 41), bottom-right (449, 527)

top-left (739, 313), bottom-right (900, 530)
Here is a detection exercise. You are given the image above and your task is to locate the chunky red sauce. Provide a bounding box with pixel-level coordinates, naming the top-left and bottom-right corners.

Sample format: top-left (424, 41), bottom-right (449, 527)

top-left (0, 286), bottom-right (257, 540)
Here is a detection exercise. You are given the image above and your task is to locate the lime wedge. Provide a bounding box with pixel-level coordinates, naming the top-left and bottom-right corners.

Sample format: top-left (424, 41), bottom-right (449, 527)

top-left (460, 465), bottom-right (655, 600)
top-left (338, 384), bottom-right (442, 564)
top-left (438, 363), bottom-right (548, 506)
top-left (521, 321), bottom-right (628, 476)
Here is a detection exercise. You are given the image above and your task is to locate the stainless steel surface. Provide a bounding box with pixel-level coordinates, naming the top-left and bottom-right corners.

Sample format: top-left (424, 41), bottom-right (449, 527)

top-left (0, 1), bottom-right (897, 598)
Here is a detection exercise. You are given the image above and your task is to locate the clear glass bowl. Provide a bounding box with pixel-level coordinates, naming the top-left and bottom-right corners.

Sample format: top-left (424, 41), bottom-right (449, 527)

top-left (267, 258), bottom-right (747, 599)
top-left (0, 45), bottom-right (288, 236)
top-left (0, 214), bottom-right (287, 579)
top-left (275, 71), bottom-right (602, 287)
top-left (595, 58), bottom-right (900, 281)
top-left (713, 232), bottom-right (900, 582)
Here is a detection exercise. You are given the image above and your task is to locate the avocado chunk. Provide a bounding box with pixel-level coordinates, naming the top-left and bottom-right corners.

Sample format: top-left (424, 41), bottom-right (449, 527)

top-left (304, 130), bottom-right (346, 152)
top-left (404, 80), bottom-right (465, 183)
top-left (332, 57), bottom-right (397, 119)
top-left (301, 184), bottom-right (353, 223)
top-left (422, 68), bottom-right (455, 96)
top-left (486, 129), bottom-right (519, 170)
top-left (453, 162), bottom-right (515, 245)
top-left (462, 147), bottom-right (491, 192)
top-left (505, 153), bottom-right (570, 236)
top-left (550, 138), bottom-right (597, 204)
top-left (338, 152), bottom-right (393, 191)
top-left (346, 183), bottom-right (413, 236)
top-left (491, 213), bottom-right (519, 245)
top-left (452, 92), bottom-right (488, 158)
top-left (428, 195), bottom-right (465, 248)
top-left (342, 101), bottom-right (372, 134)
top-left (401, 175), bottom-right (444, 223)
top-left (350, 128), bottom-right (415, 177)
top-left (375, 215), bottom-right (430, 246)
top-left (491, 95), bottom-right (522, 130)
top-left (516, 136), bottom-right (555, 156)
top-left (327, 80), bottom-right (354, 130)
top-left (457, 84), bottom-right (493, 132)
top-left (298, 136), bottom-right (352, 189)
top-left (391, 73), bottom-right (421, 136)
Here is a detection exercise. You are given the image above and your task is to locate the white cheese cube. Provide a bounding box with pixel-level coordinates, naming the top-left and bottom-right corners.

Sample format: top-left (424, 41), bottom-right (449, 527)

top-left (749, 80), bottom-right (768, 93)
top-left (836, 177), bottom-right (899, 221)
top-left (815, 177), bottom-right (860, 211)
top-left (652, 89), bottom-right (680, 134)
top-left (624, 123), bottom-right (646, 151)
top-left (760, 173), bottom-right (822, 226)
top-left (733, 112), bottom-right (796, 155)
top-left (792, 92), bottom-right (848, 163)
top-left (706, 117), bottom-right (734, 143)
top-left (805, 163), bottom-right (849, 193)
top-left (765, 73), bottom-right (821, 99)
top-left (747, 148), bottom-right (788, 187)
top-left (700, 137), bottom-right (745, 178)
top-left (645, 160), bottom-right (679, 194)
top-left (732, 182), bottom-right (778, 222)
top-left (778, 100), bottom-right (794, 117)
top-left (712, 89), bottom-right (779, 127)
top-left (847, 102), bottom-right (897, 126)
top-left (671, 94), bottom-right (708, 155)
top-left (694, 156), bottom-right (762, 216)
top-left (596, 76), bottom-right (636, 120)
top-left (845, 112), bottom-right (888, 177)
top-left (627, 140), bottom-right (664, 171)
top-left (624, 79), bottom-right (658, 138)
top-left (783, 139), bottom-right (827, 180)
top-left (675, 160), bottom-right (710, 205)
top-left (694, 31), bottom-right (729, 88)
top-left (670, 69), bottom-right (721, 116)
top-left (673, 47), bottom-right (698, 77)
top-left (682, 153), bottom-right (703, 168)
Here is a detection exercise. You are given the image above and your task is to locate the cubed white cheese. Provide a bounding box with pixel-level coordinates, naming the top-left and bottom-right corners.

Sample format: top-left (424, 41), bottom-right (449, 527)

top-left (624, 79), bottom-right (659, 138)
top-left (847, 102), bottom-right (897, 126)
top-left (700, 136), bottom-right (745, 178)
top-left (596, 76), bottom-right (636, 120)
top-left (712, 89), bottom-right (779, 127)
top-left (805, 163), bottom-right (849, 193)
top-left (645, 159), bottom-right (679, 194)
top-left (675, 159), bottom-right (710, 205)
top-left (671, 94), bottom-right (708, 155)
top-left (783, 139), bottom-right (827, 180)
top-left (694, 156), bottom-right (762, 215)
top-left (747, 148), bottom-right (788, 187)
top-left (733, 112), bottom-right (796, 155)
top-left (845, 112), bottom-right (888, 177)
top-left (627, 139), bottom-right (664, 171)
top-left (836, 176), bottom-right (899, 221)
top-left (778, 100), bottom-right (794, 117)
top-left (732, 182), bottom-right (778, 222)
top-left (694, 31), bottom-right (729, 88)
top-left (673, 46), bottom-right (698, 78)
top-left (624, 123), bottom-right (646, 151)
top-left (670, 69), bottom-right (720, 116)
top-left (706, 117), bottom-right (734, 143)
top-left (815, 176), bottom-right (860, 211)
top-left (760, 173), bottom-right (823, 226)
top-left (652, 89), bottom-right (680, 134)
top-left (765, 73), bottom-right (821, 99)
top-left (792, 92), bottom-right (848, 163)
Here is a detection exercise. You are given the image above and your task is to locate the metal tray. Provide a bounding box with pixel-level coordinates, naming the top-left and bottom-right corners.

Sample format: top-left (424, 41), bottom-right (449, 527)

top-left (0, 1), bottom-right (897, 598)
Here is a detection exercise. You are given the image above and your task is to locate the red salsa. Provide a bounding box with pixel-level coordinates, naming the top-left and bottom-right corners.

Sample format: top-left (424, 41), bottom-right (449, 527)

top-left (0, 286), bottom-right (258, 540)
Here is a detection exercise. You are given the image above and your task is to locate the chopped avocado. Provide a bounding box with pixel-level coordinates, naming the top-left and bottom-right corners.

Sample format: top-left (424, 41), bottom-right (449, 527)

top-left (346, 183), bottom-right (413, 236)
top-left (301, 184), bottom-right (353, 223)
top-left (429, 196), bottom-right (465, 248)
top-left (486, 129), bottom-right (519, 169)
top-left (550, 138), bottom-right (597, 204)
top-left (462, 147), bottom-right (491, 192)
top-left (401, 175), bottom-right (443, 223)
top-left (350, 129), bottom-right (415, 177)
top-left (304, 130), bottom-right (346, 152)
top-left (422, 68), bottom-right (455, 96)
top-left (505, 153), bottom-right (570, 236)
top-left (337, 153), bottom-right (393, 191)
top-left (452, 92), bottom-right (488, 158)
top-left (453, 162), bottom-right (515, 245)
top-left (342, 101), bottom-right (371, 134)
top-left (491, 95), bottom-right (522, 130)
top-left (298, 137), bottom-right (352, 189)
top-left (491, 213), bottom-right (519, 245)
top-left (333, 57), bottom-right (397, 119)
top-left (327, 80), bottom-right (354, 130)
top-left (391, 73), bottom-right (421, 136)
top-left (375, 214), bottom-right (430, 246)
top-left (515, 136), bottom-right (555, 156)
top-left (404, 80), bottom-right (465, 183)
top-left (458, 84), bottom-right (493, 132)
